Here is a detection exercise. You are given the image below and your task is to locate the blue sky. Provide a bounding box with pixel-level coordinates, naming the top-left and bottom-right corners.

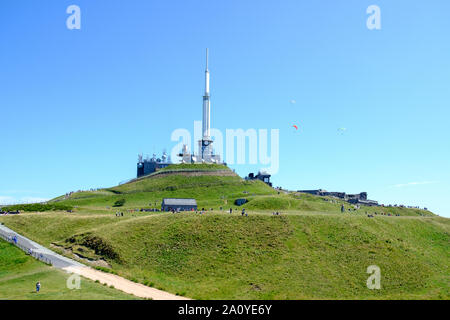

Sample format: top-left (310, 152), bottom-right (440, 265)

top-left (0, 0), bottom-right (449, 216)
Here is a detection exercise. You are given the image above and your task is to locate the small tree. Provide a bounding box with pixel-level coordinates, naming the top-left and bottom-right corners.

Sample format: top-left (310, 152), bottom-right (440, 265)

top-left (113, 199), bottom-right (126, 207)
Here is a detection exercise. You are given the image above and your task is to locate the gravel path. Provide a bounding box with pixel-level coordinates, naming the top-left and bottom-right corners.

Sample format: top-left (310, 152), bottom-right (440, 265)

top-left (63, 266), bottom-right (188, 300)
top-left (0, 223), bottom-right (188, 300)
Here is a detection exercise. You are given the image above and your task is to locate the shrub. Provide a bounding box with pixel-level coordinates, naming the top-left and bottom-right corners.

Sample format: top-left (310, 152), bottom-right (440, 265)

top-left (113, 199), bottom-right (126, 207)
top-left (1, 203), bottom-right (73, 212)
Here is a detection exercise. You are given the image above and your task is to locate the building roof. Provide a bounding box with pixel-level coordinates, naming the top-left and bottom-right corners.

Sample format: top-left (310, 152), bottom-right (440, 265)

top-left (162, 198), bottom-right (197, 206)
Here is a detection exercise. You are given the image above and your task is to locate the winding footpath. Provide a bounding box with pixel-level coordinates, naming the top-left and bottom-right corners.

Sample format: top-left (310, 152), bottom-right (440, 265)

top-left (0, 224), bottom-right (189, 300)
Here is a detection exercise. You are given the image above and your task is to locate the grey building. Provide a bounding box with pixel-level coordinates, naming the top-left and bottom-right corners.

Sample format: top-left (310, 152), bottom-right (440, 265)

top-left (298, 189), bottom-right (378, 206)
top-left (348, 198), bottom-right (378, 206)
top-left (161, 198), bottom-right (197, 212)
top-left (234, 198), bottom-right (248, 206)
top-left (245, 170), bottom-right (272, 187)
top-left (137, 152), bottom-right (172, 178)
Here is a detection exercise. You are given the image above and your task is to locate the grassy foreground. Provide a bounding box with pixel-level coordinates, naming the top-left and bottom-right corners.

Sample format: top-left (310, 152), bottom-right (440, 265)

top-left (1, 211), bottom-right (448, 299)
top-left (0, 164), bottom-right (447, 299)
top-left (0, 239), bottom-right (138, 300)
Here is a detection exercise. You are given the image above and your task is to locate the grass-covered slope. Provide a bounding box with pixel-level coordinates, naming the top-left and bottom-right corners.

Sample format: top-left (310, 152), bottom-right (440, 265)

top-left (78, 213), bottom-right (450, 299)
top-left (48, 164), bottom-right (434, 217)
top-left (0, 164), bottom-right (446, 300)
top-left (0, 239), bottom-right (137, 300)
top-left (51, 164), bottom-right (277, 210)
top-left (2, 212), bottom-right (448, 299)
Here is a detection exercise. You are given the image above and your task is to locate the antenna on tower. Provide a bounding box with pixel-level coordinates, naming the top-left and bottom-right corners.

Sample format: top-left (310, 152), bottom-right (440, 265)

top-left (206, 48), bottom-right (208, 71)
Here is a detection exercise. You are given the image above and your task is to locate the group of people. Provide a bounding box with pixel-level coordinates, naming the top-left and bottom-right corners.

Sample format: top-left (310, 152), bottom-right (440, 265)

top-left (7, 234), bottom-right (18, 244)
top-left (340, 204), bottom-right (401, 218)
top-left (1, 210), bottom-right (20, 215)
top-left (368, 212), bottom-right (400, 217)
top-left (341, 204), bottom-right (359, 213)
top-left (115, 211), bottom-right (123, 217)
top-left (7, 235), bottom-right (42, 293)
top-left (272, 211), bottom-right (281, 216)
top-left (192, 207), bottom-right (250, 216)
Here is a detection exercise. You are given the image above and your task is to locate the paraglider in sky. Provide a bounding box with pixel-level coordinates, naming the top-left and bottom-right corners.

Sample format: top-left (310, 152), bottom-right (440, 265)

top-left (337, 127), bottom-right (347, 135)
top-left (292, 125), bottom-right (298, 130)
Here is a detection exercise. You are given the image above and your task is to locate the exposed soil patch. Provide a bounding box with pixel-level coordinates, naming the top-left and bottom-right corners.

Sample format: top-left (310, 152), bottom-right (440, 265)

top-left (51, 242), bottom-right (112, 268)
top-left (65, 233), bottom-right (121, 262)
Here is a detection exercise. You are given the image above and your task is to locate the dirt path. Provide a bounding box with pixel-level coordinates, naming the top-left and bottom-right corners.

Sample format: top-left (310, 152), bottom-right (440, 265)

top-left (0, 224), bottom-right (189, 300)
top-left (63, 266), bottom-right (189, 300)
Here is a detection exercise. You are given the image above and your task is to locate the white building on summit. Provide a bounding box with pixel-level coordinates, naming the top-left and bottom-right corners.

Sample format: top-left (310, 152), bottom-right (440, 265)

top-left (179, 49), bottom-right (222, 164)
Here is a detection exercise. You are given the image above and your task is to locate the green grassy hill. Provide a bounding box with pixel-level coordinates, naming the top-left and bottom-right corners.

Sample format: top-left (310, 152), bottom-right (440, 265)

top-left (45, 164), bottom-right (433, 216)
top-left (0, 164), bottom-right (447, 300)
top-left (50, 164), bottom-right (278, 211)
top-left (0, 239), bottom-right (138, 300)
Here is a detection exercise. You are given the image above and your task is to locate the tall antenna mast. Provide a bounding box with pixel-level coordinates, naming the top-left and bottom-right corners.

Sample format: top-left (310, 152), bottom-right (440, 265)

top-left (202, 48), bottom-right (211, 140)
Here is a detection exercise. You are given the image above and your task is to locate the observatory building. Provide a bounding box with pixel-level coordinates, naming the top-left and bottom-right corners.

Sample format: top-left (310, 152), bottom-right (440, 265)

top-left (245, 170), bottom-right (273, 187)
top-left (137, 151), bottom-right (172, 178)
top-left (179, 48), bottom-right (221, 164)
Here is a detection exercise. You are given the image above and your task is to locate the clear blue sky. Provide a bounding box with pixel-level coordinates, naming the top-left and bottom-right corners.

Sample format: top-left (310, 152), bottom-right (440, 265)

top-left (1, 0), bottom-right (449, 216)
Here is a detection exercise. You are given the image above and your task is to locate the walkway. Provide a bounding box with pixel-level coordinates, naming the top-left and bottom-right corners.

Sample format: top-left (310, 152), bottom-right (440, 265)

top-left (0, 224), bottom-right (188, 300)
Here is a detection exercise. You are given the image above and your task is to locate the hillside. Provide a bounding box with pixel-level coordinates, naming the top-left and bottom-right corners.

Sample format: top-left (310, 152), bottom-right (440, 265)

top-left (0, 164), bottom-right (447, 300)
top-left (46, 164), bottom-right (433, 217)
top-left (1, 212), bottom-right (448, 299)
top-left (49, 164), bottom-right (278, 211)
top-left (0, 239), bottom-right (138, 300)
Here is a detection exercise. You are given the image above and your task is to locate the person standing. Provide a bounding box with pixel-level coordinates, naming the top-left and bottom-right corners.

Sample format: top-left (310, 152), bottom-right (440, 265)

top-left (36, 281), bottom-right (41, 293)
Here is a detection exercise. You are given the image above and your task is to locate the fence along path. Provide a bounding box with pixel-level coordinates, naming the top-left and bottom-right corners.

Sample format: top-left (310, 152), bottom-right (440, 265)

top-left (0, 224), bottom-right (83, 268)
top-left (0, 223), bottom-right (188, 300)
